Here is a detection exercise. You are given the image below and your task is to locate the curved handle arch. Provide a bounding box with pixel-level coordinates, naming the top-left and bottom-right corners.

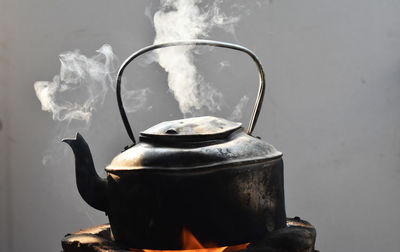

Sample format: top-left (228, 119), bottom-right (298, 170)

top-left (116, 40), bottom-right (266, 145)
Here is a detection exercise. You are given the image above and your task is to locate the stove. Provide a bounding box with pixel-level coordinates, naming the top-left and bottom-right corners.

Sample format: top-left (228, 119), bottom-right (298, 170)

top-left (62, 217), bottom-right (317, 252)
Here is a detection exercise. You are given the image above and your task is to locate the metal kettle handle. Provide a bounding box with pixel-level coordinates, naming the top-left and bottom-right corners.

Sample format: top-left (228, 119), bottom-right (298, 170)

top-left (116, 39), bottom-right (266, 145)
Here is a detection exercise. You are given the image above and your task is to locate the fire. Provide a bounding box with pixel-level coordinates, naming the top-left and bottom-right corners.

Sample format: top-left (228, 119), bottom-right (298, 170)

top-left (131, 228), bottom-right (249, 252)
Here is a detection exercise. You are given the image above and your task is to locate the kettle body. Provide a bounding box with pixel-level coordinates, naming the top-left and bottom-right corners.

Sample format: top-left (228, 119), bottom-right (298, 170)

top-left (106, 116), bottom-right (286, 248)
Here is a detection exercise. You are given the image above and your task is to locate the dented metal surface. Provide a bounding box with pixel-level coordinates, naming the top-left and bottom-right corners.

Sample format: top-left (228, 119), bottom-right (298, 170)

top-left (141, 116), bottom-right (242, 137)
top-left (106, 116), bottom-right (282, 172)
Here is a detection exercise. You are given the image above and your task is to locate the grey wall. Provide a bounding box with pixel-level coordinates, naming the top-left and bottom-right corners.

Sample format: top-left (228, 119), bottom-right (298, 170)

top-left (1, 0), bottom-right (400, 251)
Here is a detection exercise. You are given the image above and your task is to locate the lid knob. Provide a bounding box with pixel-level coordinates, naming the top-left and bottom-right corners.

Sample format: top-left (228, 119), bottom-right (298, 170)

top-left (165, 129), bottom-right (178, 134)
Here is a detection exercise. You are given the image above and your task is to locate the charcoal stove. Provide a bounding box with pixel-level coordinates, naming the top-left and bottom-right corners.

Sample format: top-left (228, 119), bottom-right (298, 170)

top-left (62, 218), bottom-right (317, 252)
top-left (62, 40), bottom-right (318, 252)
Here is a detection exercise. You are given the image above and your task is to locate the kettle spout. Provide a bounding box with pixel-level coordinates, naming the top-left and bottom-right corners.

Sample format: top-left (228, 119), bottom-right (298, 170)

top-left (62, 133), bottom-right (108, 212)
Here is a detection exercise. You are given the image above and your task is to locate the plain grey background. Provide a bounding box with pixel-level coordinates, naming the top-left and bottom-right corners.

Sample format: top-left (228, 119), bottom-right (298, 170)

top-left (1, 0), bottom-right (400, 251)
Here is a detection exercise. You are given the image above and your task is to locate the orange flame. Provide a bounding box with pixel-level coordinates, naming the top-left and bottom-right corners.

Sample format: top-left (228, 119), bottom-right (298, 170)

top-left (131, 228), bottom-right (249, 252)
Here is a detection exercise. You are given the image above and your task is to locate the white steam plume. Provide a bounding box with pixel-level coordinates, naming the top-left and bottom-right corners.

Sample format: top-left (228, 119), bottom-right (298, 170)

top-left (122, 88), bottom-right (152, 113)
top-left (153, 0), bottom-right (241, 116)
top-left (229, 95), bottom-right (249, 121)
top-left (34, 45), bottom-right (150, 126)
top-left (35, 1), bottom-right (262, 126)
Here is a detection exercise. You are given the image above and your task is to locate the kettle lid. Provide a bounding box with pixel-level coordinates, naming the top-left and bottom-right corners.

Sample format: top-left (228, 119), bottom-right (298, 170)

top-left (140, 116), bottom-right (242, 142)
top-left (107, 115), bottom-right (282, 172)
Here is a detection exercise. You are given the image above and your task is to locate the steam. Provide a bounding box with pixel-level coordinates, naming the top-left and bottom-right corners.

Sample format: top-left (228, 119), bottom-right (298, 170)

top-left (122, 88), bottom-right (152, 113)
top-left (35, 1), bottom-right (262, 127)
top-left (229, 95), bottom-right (249, 121)
top-left (152, 0), bottom-right (241, 116)
top-left (34, 45), bottom-right (150, 126)
top-left (218, 60), bottom-right (231, 71)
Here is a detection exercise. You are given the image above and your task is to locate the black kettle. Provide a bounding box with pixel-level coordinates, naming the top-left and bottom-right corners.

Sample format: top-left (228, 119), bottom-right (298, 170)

top-left (63, 40), bottom-right (286, 249)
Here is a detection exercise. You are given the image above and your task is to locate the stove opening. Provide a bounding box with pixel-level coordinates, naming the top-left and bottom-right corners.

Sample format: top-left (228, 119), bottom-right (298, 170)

top-left (131, 227), bottom-right (249, 252)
